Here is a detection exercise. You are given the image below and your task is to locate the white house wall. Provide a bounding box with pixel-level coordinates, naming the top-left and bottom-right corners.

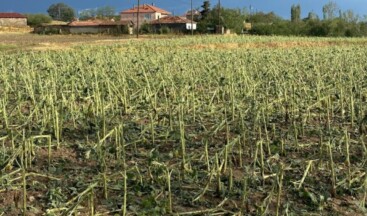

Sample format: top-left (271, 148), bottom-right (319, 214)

top-left (0, 18), bottom-right (27, 27)
top-left (121, 12), bottom-right (169, 27)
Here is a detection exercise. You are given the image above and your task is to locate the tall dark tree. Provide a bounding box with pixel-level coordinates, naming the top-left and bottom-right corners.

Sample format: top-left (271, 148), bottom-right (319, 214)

top-left (291, 4), bottom-right (301, 22)
top-left (47, 3), bottom-right (75, 22)
top-left (200, 1), bottom-right (211, 20)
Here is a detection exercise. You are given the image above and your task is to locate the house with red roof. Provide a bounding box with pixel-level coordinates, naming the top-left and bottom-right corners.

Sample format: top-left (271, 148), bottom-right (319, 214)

top-left (120, 4), bottom-right (171, 27)
top-left (0, 13), bottom-right (27, 27)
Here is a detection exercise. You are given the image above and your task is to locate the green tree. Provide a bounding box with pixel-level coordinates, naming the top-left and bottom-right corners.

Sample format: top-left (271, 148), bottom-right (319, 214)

top-left (47, 3), bottom-right (75, 22)
top-left (197, 1), bottom-right (212, 32)
top-left (213, 7), bottom-right (248, 33)
top-left (248, 12), bottom-right (282, 24)
top-left (305, 12), bottom-right (319, 21)
top-left (291, 4), bottom-right (301, 22)
top-left (200, 1), bottom-right (211, 20)
top-left (79, 9), bottom-right (96, 20)
top-left (341, 10), bottom-right (359, 23)
top-left (197, 5), bottom-right (249, 34)
top-left (96, 6), bottom-right (116, 18)
top-left (322, 1), bottom-right (338, 20)
top-left (26, 14), bottom-right (52, 26)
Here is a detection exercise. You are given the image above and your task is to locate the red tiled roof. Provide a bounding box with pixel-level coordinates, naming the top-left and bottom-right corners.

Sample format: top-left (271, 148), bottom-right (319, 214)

top-left (68, 21), bottom-right (98, 27)
top-left (121, 4), bottom-right (171, 15)
top-left (150, 16), bottom-right (196, 24)
top-left (0, 13), bottom-right (26, 18)
top-left (100, 20), bottom-right (134, 26)
top-left (68, 20), bottom-right (133, 27)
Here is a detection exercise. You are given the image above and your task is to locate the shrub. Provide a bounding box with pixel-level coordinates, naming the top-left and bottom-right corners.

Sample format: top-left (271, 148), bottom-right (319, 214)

top-left (26, 14), bottom-right (53, 27)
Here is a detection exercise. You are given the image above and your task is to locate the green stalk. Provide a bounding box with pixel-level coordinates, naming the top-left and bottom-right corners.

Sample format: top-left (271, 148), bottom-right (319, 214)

top-left (121, 169), bottom-right (127, 216)
top-left (326, 97), bottom-right (331, 133)
top-left (262, 109), bottom-right (271, 155)
top-left (328, 142), bottom-right (336, 197)
top-left (1, 99), bottom-right (8, 130)
top-left (341, 88), bottom-right (345, 120)
top-left (205, 140), bottom-right (210, 172)
top-left (231, 82), bottom-right (235, 121)
top-left (223, 144), bottom-right (228, 173)
top-left (272, 123), bottom-right (276, 140)
top-left (103, 172), bottom-right (108, 199)
top-left (102, 96), bottom-right (106, 138)
top-left (350, 95), bottom-right (355, 128)
top-left (241, 176), bottom-right (249, 213)
top-left (22, 140), bottom-right (27, 216)
top-left (115, 126), bottom-right (121, 163)
top-left (167, 168), bottom-right (172, 214)
top-left (215, 153), bottom-right (222, 196)
top-left (150, 113), bottom-right (155, 145)
top-left (345, 129), bottom-right (351, 189)
top-left (22, 166), bottom-right (26, 216)
top-left (90, 188), bottom-right (94, 216)
top-left (55, 109), bottom-right (60, 148)
top-left (259, 140), bottom-right (265, 186)
top-left (179, 105), bottom-right (187, 177)
top-left (293, 121), bottom-right (298, 147)
top-left (229, 168), bottom-right (233, 193)
top-left (276, 163), bottom-right (284, 216)
top-left (47, 136), bottom-right (52, 168)
top-left (238, 138), bottom-right (243, 168)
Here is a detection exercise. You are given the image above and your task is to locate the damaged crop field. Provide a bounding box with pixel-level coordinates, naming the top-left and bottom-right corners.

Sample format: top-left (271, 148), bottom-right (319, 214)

top-left (1, 35), bottom-right (367, 215)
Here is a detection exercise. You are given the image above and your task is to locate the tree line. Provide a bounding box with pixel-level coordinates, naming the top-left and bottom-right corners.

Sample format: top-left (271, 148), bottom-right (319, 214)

top-left (196, 1), bottom-right (367, 37)
top-left (26, 3), bottom-right (117, 26)
top-left (26, 1), bottom-right (367, 37)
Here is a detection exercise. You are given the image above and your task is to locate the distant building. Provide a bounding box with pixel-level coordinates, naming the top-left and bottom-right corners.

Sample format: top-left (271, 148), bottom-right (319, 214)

top-left (34, 19), bottom-right (134, 35)
top-left (0, 13), bottom-right (27, 27)
top-left (120, 4), bottom-right (171, 27)
top-left (68, 20), bottom-right (134, 34)
top-left (150, 16), bottom-right (197, 33)
top-left (242, 21), bottom-right (252, 33)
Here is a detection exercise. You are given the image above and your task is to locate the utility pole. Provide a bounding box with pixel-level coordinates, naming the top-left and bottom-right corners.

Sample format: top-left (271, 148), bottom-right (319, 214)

top-left (137, 0), bottom-right (140, 38)
top-left (218, 0), bottom-right (221, 34)
top-left (191, 0), bottom-right (193, 35)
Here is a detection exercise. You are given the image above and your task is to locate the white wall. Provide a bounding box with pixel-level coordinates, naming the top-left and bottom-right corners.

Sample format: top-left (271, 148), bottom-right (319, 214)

top-left (186, 23), bottom-right (197, 30)
top-left (0, 18), bottom-right (27, 27)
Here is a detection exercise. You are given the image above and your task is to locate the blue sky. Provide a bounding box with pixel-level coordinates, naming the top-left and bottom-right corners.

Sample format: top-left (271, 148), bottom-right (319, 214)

top-left (0, 0), bottom-right (366, 19)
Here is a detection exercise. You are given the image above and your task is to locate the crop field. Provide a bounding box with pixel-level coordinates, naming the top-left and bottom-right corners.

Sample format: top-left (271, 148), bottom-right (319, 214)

top-left (1, 35), bottom-right (367, 215)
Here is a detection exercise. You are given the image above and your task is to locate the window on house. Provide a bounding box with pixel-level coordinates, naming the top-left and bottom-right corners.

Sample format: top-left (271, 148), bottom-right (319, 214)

top-left (144, 14), bottom-right (150, 20)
